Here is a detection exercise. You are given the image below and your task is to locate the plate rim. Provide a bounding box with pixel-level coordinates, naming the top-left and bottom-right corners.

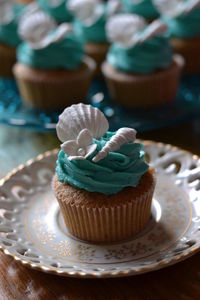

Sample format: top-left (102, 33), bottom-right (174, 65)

top-left (0, 141), bottom-right (200, 278)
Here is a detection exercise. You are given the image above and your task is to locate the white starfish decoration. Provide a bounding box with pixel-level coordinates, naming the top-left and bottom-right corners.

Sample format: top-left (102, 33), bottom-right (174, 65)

top-left (61, 129), bottom-right (97, 161)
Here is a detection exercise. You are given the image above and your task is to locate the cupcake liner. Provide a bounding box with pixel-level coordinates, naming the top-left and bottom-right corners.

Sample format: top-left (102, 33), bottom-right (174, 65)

top-left (102, 55), bottom-right (184, 108)
top-left (53, 170), bottom-right (155, 242)
top-left (172, 37), bottom-right (200, 74)
top-left (0, 43), bottom-right (16, 78)
top-left (13, 56), bottom-right (96, 111)
top-left (85, 42), bottom-right (109, 78)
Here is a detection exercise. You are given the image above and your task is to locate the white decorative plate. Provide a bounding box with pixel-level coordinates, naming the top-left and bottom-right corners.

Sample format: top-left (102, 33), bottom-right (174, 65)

top-left (0, 141), bottom-right (200, 278)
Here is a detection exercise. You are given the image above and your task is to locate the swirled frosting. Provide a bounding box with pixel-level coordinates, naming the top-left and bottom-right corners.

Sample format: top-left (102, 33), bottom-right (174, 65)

top-left (38, 0), bottom-right (73, 22)
top-left (0, 5), bottom-right (24, 47)
top-left (165, 7), bottom-right (200, 38)
top-left (122, 0), bottom-right (159, 19)
top-left (17, 33), bottom-right (84, 69)
top-left (107, 34), bottom-right (173, 74)
top-left (56, 132), bottom-right (149, 195)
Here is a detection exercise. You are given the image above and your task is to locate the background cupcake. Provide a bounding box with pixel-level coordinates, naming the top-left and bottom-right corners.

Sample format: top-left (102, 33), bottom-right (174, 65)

top-left (122, 0), bottom-right (159, 21)
top-left (102, 14), bottom-right (184, 108)
top-left (53, 103), bottom-right (155, 242)
top-left (38, 0), bottom-right (73, 23)
top-left (153, 0), bottom-right (200, 74)
top-left (13, 9), bottom-right (95, 110)
top-left (68, 0), bottom-right (120, 77)
top-left (0, 1), bottom-right (23, 78)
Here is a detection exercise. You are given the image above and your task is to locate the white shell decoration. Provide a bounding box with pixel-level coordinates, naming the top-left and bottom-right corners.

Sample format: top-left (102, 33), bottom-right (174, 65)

top-left (56, 104), bottom-right (109, 143)
top-left (93, 128), bottom-right (137, 163)
top-left (18, 9), bottom-right (72, 49)
top-left (0, 0), bottom-right (14, 25)
top-left (106, 14), bottom-right (146, 48)
top-left (67, 0), bottom-right (104, 26)
top-left (106, 14), bottom-right (167, 48)
top-left (153, 0), bottom-right (200, 18)
top-left (61, 129), bottom-right (97, 160)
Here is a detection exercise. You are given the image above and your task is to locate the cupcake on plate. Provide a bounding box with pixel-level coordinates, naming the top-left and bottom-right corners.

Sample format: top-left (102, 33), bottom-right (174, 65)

top-left (67, 0), bottom-right (120, 77)
top-left (0, 1), bottom-right (24, 78)
top-left (53, 103), bottom-right (155, 242)
top-left (153, 0), bottom-right (200, 74)
top-left (122, 0), bottom-right (159, 21)
top-left (38, 0), bottom-right (73, 23)
top-left (102, 14), bottom-right (184, 108)
top-left (13, 9), bottom-right (96, 110)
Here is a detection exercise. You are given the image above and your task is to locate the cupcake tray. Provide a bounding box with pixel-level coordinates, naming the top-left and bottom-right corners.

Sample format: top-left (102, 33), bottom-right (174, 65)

top-left (0, 141), bottom-right (200, 278)
top-left (0, 76), bottom-right (200, 132)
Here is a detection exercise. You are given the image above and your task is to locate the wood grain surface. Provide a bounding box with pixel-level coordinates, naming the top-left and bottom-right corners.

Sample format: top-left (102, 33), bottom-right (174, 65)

top-left (0, 120), bottom-right (200, 300)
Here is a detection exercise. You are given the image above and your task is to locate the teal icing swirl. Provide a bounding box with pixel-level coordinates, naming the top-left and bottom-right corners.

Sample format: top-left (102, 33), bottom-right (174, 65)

top-left (73, 4), bottom-right (107, 43)
top-left (38, 0), bottom-right (73, 22)
top-left (122, 0), bottom-right (159, 19)
top-left (164, 7), bottom-right (200, 38)
top-left (107, 34), bottom-right (173, 74)
top-left (17, 33), bottom-right (84, 70)
top-left (56, 132), bottom-right (149, 195)
top-left (0, 5), bottom-right (24, 47)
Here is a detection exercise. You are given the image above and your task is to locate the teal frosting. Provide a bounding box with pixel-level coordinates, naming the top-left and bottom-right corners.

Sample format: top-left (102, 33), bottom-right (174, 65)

top-left (56, 132), bottom-right (149, 195)
top-left (73, 4), bottom-right (107, 43)
top-left (38, 0), bottom-right (73, 22)
top-left (0, 5), bottom-right (24, 47)
top-left (107, 34), bottom-right (173, 74)
top-left (164, 7), bottom-right (200, 38)
top-left (17, 33), bottom-right (84, 70)
top-left (122, 0), bottom-right (159, 19)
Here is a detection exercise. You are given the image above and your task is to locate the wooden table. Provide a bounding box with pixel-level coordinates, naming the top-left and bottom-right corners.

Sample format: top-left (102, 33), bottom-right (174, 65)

top-left (0, 120), bottom-right (200, 300)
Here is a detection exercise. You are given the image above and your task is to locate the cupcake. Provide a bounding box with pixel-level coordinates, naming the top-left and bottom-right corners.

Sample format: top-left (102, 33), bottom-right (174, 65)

top-left (38, 0), bottom-right (73, 23)
top-left (122, 0), bottom-right (159, 21)
top-left (0, 2), bottom-right (24, 78)
top-left (53, 103), bottom-right (155, 242)
top-left (13, 10), bottom-right (95, 110)
top-left (68, 0), bottom-right (120, 77)
top-left (102, 14), bottom-right (184, 108)
top-left (153, 0), bottom-right (200, 74)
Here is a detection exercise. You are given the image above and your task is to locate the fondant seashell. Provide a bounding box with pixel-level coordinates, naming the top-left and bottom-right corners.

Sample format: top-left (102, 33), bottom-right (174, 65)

top-left (106, 14), bottom-right (146, 47)
top-left (67, 0), bottom-right (103, 26)
top-left (56, 103), bottom-right (109, 143)
top-left (0, 1), bottom-right (14, 25)
top-left (153, 0), bottom-right (200, 17)
top-left (93, 127), bottom-right (136, 162)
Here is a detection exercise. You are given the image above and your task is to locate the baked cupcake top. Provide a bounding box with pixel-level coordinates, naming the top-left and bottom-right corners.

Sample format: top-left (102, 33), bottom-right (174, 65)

top-left (17, 9), bottom-right (84, 69)
top-left (56, 104), bottom-right (149, 195)
top-left (67, 0), bottom-right (120, 43)
top-left (38, 0), bottom-right (73, 22)
top-left (106, 14), bottom-right (173, 74)
top-left (122, 0), bottom-right (159, 19)
top-left (0, 2), bottom-right (24, 47)
top-left (154, 0), bottom-right (200, 38)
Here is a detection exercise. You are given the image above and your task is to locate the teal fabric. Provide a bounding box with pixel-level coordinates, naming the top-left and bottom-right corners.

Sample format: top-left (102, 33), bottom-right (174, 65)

top-left (164, 7), bottom-right (200, 38)
top-left (38, 0), bottom-right (73, 22)
top-left (107, 35), bottom-right (173, 74)
top-left (17, 33), bottom-right (84, 70)
top-left (56, 132), bottom-right (149, 195)
top-left (122, 0), bottom-right (159, 19)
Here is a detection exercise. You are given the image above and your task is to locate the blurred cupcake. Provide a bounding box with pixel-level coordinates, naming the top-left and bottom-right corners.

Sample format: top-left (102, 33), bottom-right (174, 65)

top-left (13, 10), bottom-right (95, 110)
top-left (154, 0), bottom-right (200, 74)
top-left (53, 103), bottom-right (155, 242)
top-left (0, 1), bottom-right (24, 78)
top-left (68, 0), bottom-right (120, 77)
top-left (102, 14), bottom-right (184, 108)
top-left (38, 0), bottom-right (73, 22)
top-left (122, 0), bottom-right (159, 21)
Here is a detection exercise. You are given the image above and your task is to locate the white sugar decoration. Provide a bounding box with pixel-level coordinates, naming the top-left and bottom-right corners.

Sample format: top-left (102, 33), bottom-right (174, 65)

top-left (0, 0), bottom-right (14, 25)
top-left (153, 0), bottom-right (200, 18)
top-left (93, 128), bottom-right (137, 163)
top-left (18, 9), bottom-right (72, 49)
top-left (106, 14), bottom-right (168, 48)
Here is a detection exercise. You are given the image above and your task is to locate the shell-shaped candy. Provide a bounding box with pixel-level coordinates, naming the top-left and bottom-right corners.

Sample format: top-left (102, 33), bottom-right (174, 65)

top-left (56, 103), bottom-right (109, 143)
top-left (153, 0), bottom-right (200, 17)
